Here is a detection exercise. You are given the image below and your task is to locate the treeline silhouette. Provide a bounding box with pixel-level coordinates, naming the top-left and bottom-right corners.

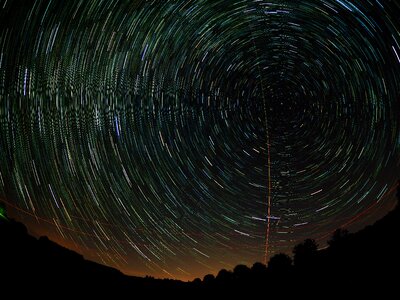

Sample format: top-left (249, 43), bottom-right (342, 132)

top-left (0, 208), bottom-right (189, 295)
top-left (1, 182), bottom-right (399, 296)
top-left (195, 184), bottom-right (399, 295)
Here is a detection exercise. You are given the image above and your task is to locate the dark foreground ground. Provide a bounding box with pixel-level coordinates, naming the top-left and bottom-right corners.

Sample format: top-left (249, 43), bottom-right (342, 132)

top-left (1, 185), bottom-right (399, 297)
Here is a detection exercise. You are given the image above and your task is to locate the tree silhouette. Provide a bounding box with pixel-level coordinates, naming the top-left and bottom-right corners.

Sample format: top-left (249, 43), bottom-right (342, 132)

top-left (192, 278), bottom-right (201, 285)
top-left (233, 264), bottom-right (251, 280)
top-left (203, 274), bottom-right (215, 285)
top-left (268, 253), bottom-right (292, 273)
top-left (216, 269), bottom-right (233, 284)
top-left (293, 239), bottom-right (318, 268)
top-left (251, 262), bottom-right (267, 276)
top-left (328, 228), bottom-right (349, 248)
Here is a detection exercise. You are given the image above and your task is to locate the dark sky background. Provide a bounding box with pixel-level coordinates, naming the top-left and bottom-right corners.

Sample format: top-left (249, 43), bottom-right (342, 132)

top-left (0, 0), bottom-right (399, 281)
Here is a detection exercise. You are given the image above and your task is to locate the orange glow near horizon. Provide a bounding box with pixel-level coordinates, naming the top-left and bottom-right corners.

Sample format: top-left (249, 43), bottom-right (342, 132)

top-left (2, 184), bottom-right (397, 282)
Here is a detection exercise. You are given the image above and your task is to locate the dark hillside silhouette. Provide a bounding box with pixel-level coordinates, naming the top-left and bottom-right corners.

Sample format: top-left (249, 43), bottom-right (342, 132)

top-left (1, 182), bottom-right (399, 296)
top-left (0, 203), bottom-right (190, 296)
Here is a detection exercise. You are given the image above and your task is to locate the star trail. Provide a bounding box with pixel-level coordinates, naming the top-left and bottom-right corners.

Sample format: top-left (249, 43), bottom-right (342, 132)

top-left (0, 0), bottom-right (399, 280)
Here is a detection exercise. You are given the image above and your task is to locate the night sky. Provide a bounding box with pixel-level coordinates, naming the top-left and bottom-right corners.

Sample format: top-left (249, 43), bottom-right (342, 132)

top-left (0, 0), bottom-right (399, 281)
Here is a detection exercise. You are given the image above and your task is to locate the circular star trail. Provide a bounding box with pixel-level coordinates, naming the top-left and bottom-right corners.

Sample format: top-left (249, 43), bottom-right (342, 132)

top-left (0, 0), bottom-right (399, 280)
